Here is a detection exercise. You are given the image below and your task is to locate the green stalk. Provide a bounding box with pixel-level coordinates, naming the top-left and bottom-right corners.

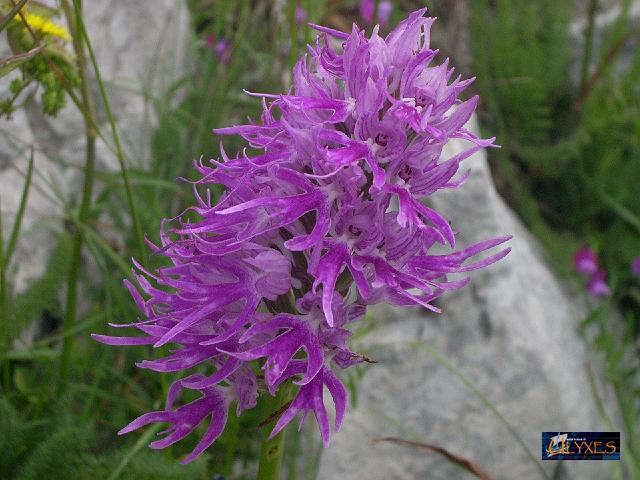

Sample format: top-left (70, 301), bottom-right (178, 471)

top-left (580, 0), bottom-right (598, 92)
top-left (58, 0), bottom-right (97, 393)
top-left (0, 0), bottom-right (28, 33)
top-left (0, 199), bottom-right (10, 392)
top-left (107, 424), bottom-right (163, 480)
top-left (585, 365), bottom-right (624, 480)
top-left (4, 149), bottom-right (34, 268)
top-left (257, 384), bottom-right (293, 480)
top-left (286, 422), bottom-right (300, 480)
top-left (0, 148), bottom-right (34, 392)
top-left (0, 205), bottom-right (7, 322)
top-left (221, 411), bottom-right (240, 476)
top-left (68, 0), bottom-right (147, 266)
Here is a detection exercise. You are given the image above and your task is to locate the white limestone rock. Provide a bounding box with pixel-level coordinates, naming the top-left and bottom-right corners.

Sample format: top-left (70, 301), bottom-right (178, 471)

top-left (0, 0), bottom-right (190, 292)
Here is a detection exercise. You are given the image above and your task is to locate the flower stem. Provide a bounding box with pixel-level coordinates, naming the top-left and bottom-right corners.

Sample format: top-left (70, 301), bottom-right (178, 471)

top-left (257, 384), bottom-right (292, 480)
top-left (58, 0), bottom-right (97, 393)
top-left (0, 201), bottom-right (11, 392)
top-left (580, 0), bottom-right (598, 92)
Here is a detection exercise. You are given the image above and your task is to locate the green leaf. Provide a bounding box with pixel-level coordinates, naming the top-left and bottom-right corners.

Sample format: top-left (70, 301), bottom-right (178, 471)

top-left (4, 148), bottom-right (35, 268)
top-left (13, 235), bottom-right (70, 336)
top-left (107, 423), bottom-right (163, 480)
top-left (0, 349), bottom-right (59, 361)
top-left (600, 191), bottom-right (640, 235)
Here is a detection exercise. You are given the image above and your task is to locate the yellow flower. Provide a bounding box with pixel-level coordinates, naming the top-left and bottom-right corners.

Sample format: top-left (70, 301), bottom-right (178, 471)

top-left (18, 12), bottom-right (71, 41)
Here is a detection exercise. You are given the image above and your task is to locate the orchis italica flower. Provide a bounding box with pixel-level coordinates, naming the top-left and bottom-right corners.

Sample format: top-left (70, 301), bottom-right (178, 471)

top-left (574, 247), bottom-right (599, 275)
top-left (632, 256), bottom-right (640, 276)
top-left (94, 9), bottom-right (511, 464)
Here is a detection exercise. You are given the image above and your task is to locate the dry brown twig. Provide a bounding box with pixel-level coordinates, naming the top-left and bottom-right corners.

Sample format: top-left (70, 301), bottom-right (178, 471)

top-left (373, 436), bottom-right (494, 480)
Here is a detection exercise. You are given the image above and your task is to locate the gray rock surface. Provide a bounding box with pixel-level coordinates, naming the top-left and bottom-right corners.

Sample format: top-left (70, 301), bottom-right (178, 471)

top-left (318, 118), bottom-right (610, 480)
top-left (0, 0), bottom-right (190, 292)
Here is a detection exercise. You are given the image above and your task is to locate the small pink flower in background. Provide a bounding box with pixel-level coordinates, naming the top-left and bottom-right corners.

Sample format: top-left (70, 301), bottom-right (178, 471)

top-left (295, 6), bottom-right (307, 24)
top-left (205, 32), bottom-right (231, 65)
top-left (215, 39), bottom-right (231, 64)
top-left (587, 269), bottom-right (610, 297)
top-left (632, 256), bottom-right (640, 276)
top-left (574, 247), bottom-right (609, 297)
top-left (574, 247), bottom-right (598, 275)
top-left (205, 31), bottom-right (217, 47)
top-left (360, 0), bottom-right (393, 26)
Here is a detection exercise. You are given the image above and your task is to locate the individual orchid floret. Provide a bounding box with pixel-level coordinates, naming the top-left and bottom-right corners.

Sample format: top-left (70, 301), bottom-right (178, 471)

top-left (94, 8), bottom-right (511, 464)
top-left (586, 269), bottom-right (610, 298)
top-left (574, 247), bottom-right (599, 275)
top-left (205, 32), bottom-right (231, 65)
top-left (233, 314), bottom-right (325, 393)
top-left (118, 375), bottom-right (229, 465)
top-left (631, 256), bottom-right (640, 276)
top-left (270, 364), bottom-right (347, 447)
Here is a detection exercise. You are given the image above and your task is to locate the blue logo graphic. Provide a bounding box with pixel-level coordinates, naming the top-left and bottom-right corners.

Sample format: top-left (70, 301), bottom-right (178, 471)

top-left (541, 432), bottom-right (620, 460)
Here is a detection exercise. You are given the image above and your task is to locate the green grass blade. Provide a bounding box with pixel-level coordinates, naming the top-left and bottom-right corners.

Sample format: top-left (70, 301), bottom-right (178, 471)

top-left (4, 149), bottom-right (34, 268)
top-left (107, 423), bottom-right (163, 480)
top-left (585, 364), bottom-right (625, 480)
top-left (99, 364), bottom-right (153, 407)
top-left (33, 311), bottom-right (105, 347)
top-left (600, 191), bottom-right (640, 235)
top-left (0, 0), bottom-right (28, 33)
top-left (97, 172), bottom-right (182, 193)
top-left (68, 382), bottom-right (128, 405)
top-left (76, 221), bottom-right (134, 281)
top-left (0, 198), bottom-right (11, 391)
top-left (0, 349), bottom-right (59, 361)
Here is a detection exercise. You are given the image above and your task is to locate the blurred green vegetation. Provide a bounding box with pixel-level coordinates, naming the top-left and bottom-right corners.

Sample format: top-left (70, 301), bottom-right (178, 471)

top-left (0, 0), bottom-right (639, 478)
top-left (469, 0), bottom-right (640, 474)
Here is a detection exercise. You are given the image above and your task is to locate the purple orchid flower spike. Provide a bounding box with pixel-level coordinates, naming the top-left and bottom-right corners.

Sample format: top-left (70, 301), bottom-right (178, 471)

top-left (94, 9), bottom-right (511, 463)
